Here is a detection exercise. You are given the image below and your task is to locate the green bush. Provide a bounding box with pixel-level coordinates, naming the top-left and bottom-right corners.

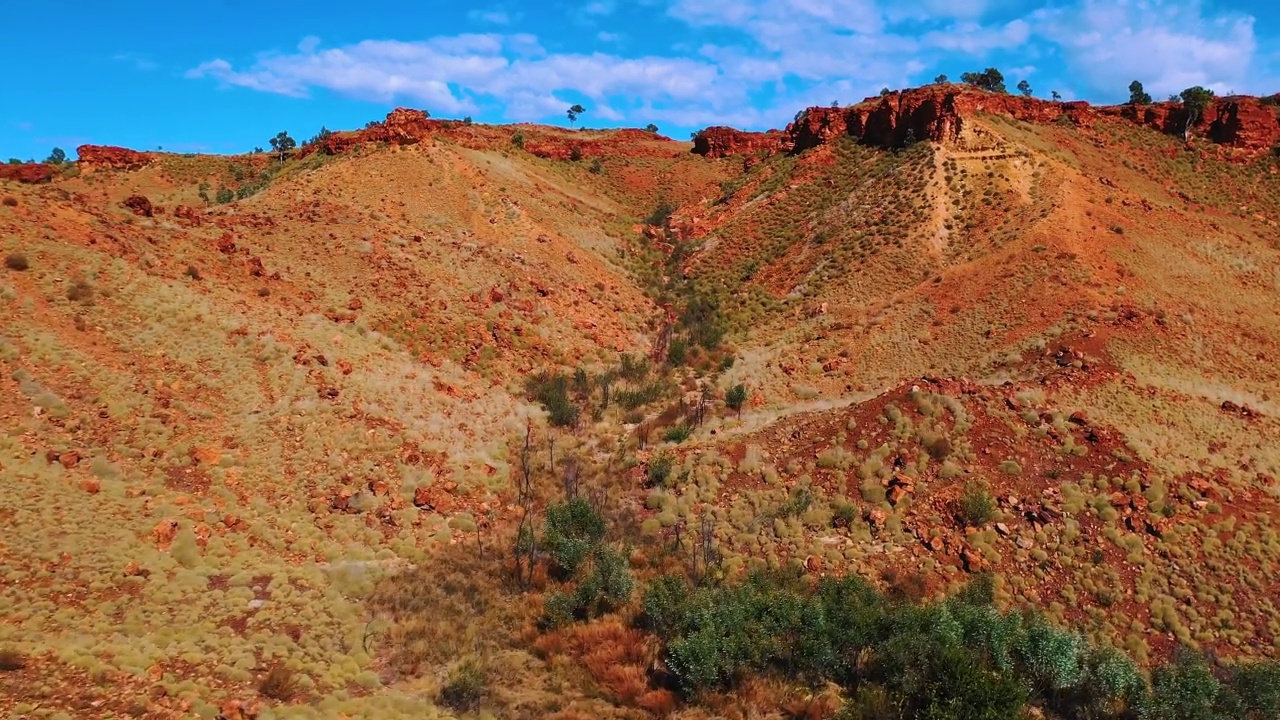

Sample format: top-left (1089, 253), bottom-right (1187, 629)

top-left (725, 384), bottom-right (748, 416)
top-left (526, 371), bottom-right (580, 427)
top-left (959, 481), bottom-right (997, 526)
top-left (666, 338), bottom-right (687, 366)
top-left (647, 454), bottom-right (674, 486)
top-left (1142, 650), bottom-right (1223, 720)
top-left (543, 497), bottom-right (605, 576)
top-left (439, 658), bottom-right (487, 713)
top-left (664, 424), bottom-right (692, 443)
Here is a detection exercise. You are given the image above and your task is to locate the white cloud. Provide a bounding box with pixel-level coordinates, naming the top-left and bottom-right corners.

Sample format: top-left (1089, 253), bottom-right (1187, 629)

top-left (468, 8), bottom-right (512, 24)
top-left (922, 19), bottom-right (1030, 53)
top-left (1030, 0), bottom-right (1260, 97)
top-left (186, 0), bottom-right (1277, 131)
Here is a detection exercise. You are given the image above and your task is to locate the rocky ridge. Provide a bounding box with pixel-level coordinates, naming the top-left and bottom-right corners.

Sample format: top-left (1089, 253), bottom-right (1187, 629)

top-left (694, 85), bottom-right (1280, 158)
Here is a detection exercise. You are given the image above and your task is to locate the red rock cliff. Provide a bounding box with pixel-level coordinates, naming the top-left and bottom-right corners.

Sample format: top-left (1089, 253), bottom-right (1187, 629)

top-left (702, 86), bottom-right (1280, 158)
top-left (0, 163), bottom-right (57, 184)
top-left (691, 127), bottom-right (789, 158)
top-left (77, 145), bottom-right (153, 171)
top-left (1106, 97), bottom-right (1280, 150)
top-left (788, 87), bottom-right (1098, 152)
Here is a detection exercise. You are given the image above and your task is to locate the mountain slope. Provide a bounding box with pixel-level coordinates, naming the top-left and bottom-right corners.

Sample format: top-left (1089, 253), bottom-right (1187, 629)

top-left (2, 88), bottom-right (1280, 717)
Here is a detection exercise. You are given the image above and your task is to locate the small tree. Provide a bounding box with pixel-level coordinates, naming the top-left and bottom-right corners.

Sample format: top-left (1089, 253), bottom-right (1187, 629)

top-left (725, 383), bottom-right (747, 419)
top-left (215, 187), bottom-right (234, 204)
top-left (644, 123), bottom-right (659, 133)
top-left (566, 104), bottom-right (585, 127)
top-left (961, 68), bottom-right (1007, 93)
top-left (268, 131), bottom-right (296, 162)
top-left (198, 182), bottom-right (211, 207)
top-left (934, 74), bottom-right (949, 84)
top-left (1017, 80), bottom-right (1032, 98)
top-left (880, 87), bottom-right (891, 96)
top-left (1128, 80), bottom-right (1153, 105)
top-left (1179, 86), bottom-right (1216, 140)
top-left (45, 147), bottom-right (67, 165)
top-left (1051, 90), bottom-right (1062, 101)
top-left (307, 126), bottom-right (334, 147)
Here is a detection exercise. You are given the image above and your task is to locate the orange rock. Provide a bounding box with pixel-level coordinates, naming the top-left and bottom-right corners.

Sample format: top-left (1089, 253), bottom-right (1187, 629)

top-left (80, 478), bottom-right (101, 494)
top-left (191, 446), bottom-right (221, 466)
top-left (59, 450), bottom-right (82, 468)
top-left (152, 520), bottom-right (178, 548)
top-left (218, 698), bottom-right (263, 720)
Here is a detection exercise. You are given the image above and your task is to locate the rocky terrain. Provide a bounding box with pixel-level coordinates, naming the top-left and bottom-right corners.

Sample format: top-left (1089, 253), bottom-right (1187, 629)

top-left (2, 85), bottom-right (1279, 719)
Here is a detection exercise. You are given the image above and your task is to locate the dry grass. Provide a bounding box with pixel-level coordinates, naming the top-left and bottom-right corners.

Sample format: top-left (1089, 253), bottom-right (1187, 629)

top-left (257, 666), bottom-right (297, 701)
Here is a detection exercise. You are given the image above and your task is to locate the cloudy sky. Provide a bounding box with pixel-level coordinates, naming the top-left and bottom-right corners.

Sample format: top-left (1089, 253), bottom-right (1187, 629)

top-left (3, 0), bottom-right (1278, 159)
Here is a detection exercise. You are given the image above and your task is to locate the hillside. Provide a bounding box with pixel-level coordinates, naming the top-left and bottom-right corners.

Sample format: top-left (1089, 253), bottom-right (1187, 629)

top-left (2, 87), bottom-right (1280, 719)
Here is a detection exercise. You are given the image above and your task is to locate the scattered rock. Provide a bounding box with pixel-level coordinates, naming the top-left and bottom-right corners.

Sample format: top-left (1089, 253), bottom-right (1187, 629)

top-left (867, 509), bottom-right (888, 534)
top-left (152, 520), bottom-right (178, 548)
top-left (961, 545), bottom-right (986, 572)
top-left (80, 478), bottom-right (101, 494)
top-left (122, 195), bottom-right (154, 217)
top-left (218, 698), bottom-right (262, 720)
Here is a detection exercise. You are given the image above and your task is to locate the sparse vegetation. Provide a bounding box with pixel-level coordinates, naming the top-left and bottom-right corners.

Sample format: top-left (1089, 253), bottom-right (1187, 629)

top-left (438, 658), bottom-right (487, 713)
top-left (257, 666), bottom-right (297, 700)
top-left (959, 481), bottom-right (997, 526)
top-left (962, 67), bottom-right (1007, 93)
top-left (1129, 80), bottom-right (1153, 105)
top-left (4, 253), bottom-right (28, 271)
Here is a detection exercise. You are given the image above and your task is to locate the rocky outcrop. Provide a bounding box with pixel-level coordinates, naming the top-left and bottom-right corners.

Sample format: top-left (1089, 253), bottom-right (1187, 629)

top-left (0, 162), bottom-right (57, 184)
top-left (316, 108), bottom-right (438, 154)
top-left (77, 145), bottom-right (152, 171)
top-left (308, 108), bottom-right (680, 161)
top-left (1107, 97), bottom-right (1280, 149)
top-left (691, 126), bottom-right (789, 158)
top-left (789, 88), bottom-right (1099, 152)
top-left (700, 86), bottom-right (1280, 159)
top-left (123, 195), bottom-right (154, 216)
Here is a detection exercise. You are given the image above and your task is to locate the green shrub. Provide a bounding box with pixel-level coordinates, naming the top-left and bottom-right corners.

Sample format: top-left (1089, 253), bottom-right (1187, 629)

top-left (666, 338), bottom-right (687, 366)
top-left (959, 481), bottom-right (996, 526)
top-left (526, 371), bottom-right (580, 427)
top-left (1228, 660), bottom-right (1280, 718)
top-left (664, 424), bottom-right (692, 443)
top-left (1142, 650), bottom-right (1222, 720)
top-left (725, 384), bottom-right (748, 416)
top-left (647, 454), bottom-right (674, 486)
top-left (543, 496), bottom-right (605, 576)
top-left (439, 658), bottom-right (487, 713)
top-left (645, 199), bottom-right (675, 226)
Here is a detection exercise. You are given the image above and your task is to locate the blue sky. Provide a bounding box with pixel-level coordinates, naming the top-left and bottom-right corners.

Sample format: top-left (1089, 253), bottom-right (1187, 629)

top-left (3, 0), bottom-right (1279, 160)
